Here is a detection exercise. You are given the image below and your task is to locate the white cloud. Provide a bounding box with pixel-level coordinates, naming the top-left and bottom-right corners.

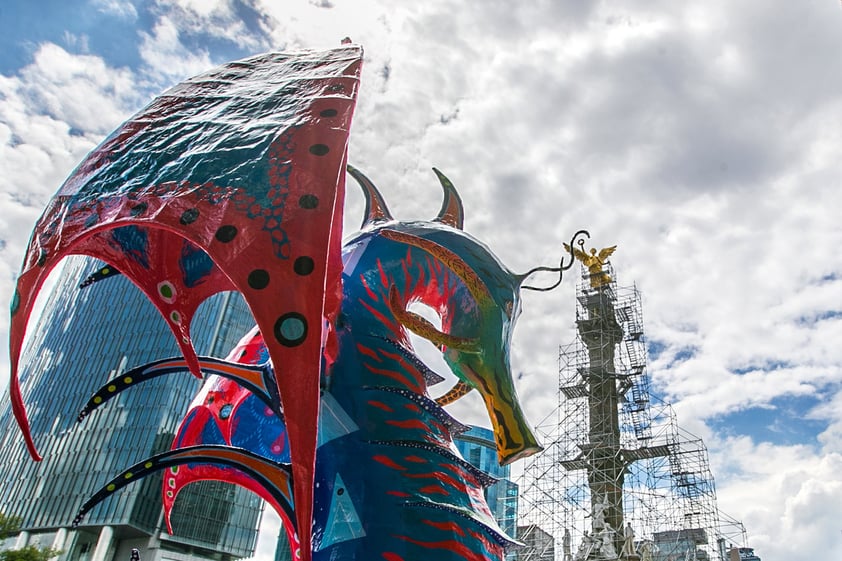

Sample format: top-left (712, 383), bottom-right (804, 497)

top-left (153, 0), bottom-right (269, 51)
top-left (91, 0), bottom-right (139, 20)
top-left (61, 31), bottom-right (91, 53)
top-left (159, 0), bottom-right (231, 19)
top-left (712, 436), bottom-right (842, 558)
top-left (14, 44), bottom-right (141, 133)
top-left (137, 17), bottom-right (217, 83)
top-left (811, 390), bottom-right (842, 454)
top-left (252, 509), bottom-right (282, 561)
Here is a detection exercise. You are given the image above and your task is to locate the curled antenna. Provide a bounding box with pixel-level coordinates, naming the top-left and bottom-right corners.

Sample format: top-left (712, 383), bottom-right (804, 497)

top-left (520, 230), bottom-right (590, 291)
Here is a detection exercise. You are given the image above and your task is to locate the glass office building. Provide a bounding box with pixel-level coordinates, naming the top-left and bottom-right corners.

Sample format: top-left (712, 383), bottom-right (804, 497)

top-left (0, 256), bottom-right (262, 561)
top-left (454, 426), bottom-right (519, 547)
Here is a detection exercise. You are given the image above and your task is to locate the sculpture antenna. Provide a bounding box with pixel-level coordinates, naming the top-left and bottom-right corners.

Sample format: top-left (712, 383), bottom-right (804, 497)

top-left (347, 164), bottom-right (393, 228)
top-left (520, 229), bottom-right (590, 291)
top-left (432, 168), bottom-right (464, 229)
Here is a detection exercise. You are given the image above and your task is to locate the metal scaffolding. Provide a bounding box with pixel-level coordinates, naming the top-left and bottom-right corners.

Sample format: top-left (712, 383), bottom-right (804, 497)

top-left (517, 261), bottom-right (734, 561)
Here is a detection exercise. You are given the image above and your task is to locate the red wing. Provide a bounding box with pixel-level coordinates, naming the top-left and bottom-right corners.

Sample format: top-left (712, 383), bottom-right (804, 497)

top-left (9, 46), bottom-right (363, 561)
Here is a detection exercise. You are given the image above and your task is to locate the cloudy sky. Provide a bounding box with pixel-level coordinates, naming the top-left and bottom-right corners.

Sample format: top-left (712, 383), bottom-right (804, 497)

top-left (1, 1), bottom-right (840, 559)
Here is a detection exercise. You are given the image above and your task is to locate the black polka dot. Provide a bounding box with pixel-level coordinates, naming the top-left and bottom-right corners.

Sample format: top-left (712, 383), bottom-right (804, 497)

top-left (294, 257), bottom-right (315, 276)
top-left (130, 203), bottom-right (147, 216)
top-left (309, 144), bottom-right (330, 156)
top-left (274, 313), bottom-right (308, 347)
top-left (320, 109), bottom-right (338, 118)
top-left (180, 208), bottom-right (199, 225)
top-left (299, 194), bottom-right (319, 209)
top-left (337, 488), bottom-right (345, 495)
top-left (248, 269), bottom-right (270, 289)
top-left (215, 225), bottom-right (237, 243)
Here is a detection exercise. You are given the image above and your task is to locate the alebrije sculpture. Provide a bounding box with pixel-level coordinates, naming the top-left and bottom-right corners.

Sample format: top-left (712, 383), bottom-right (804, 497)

top-left (8, 46), bottom-right (582, 561)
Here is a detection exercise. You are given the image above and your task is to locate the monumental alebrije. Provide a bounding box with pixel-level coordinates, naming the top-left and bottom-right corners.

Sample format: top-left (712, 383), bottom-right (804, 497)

top-left (8, 46), bottom-right (582, 561)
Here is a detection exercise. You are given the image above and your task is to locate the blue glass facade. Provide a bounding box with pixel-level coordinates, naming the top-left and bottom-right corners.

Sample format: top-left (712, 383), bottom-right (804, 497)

top-left (0, 256), bottom-right (261, 561)
top-left (454, 426), bottom-right (519, 542)
top-left (273, 532), bottom-right (293, 561)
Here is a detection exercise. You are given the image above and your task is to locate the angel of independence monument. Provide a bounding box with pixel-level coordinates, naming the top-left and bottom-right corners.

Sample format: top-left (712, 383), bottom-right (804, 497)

top-left (516, 244), bottom-right (752, 561)
top-left (565, 244), bottom-right (644, 559)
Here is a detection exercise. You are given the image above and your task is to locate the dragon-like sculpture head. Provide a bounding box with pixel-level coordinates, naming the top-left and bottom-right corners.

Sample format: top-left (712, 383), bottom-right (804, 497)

top-left (345, 166), bottom-right (542, 465)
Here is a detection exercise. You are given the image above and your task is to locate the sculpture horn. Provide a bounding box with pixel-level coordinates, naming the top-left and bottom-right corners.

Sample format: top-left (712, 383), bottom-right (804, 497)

top-left (432, 168), bottom-right (464, 229)
top-left (387, 286), bottom-right (480, 354)
top-left (347, 165), bottom-right (393, 228)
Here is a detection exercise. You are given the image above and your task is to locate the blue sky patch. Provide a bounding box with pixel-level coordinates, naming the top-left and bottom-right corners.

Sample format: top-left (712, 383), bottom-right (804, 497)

top-left (0, 0), bottom-right (144, 74)
top-left (709, 394), bottom-right (825, 447)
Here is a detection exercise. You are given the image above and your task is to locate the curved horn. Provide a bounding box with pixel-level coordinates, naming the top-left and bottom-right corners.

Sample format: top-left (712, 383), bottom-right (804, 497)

top-left (432, 168), bottom-right (464, 229)
top-left (347, 164), bottom-right (393, 228)
top-left (387, 286), bottom-right (480, 354)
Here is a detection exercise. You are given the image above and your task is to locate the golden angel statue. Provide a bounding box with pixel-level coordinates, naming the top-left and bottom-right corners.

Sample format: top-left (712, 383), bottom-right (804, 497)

top-left (563, 243), bottom-right (617, 288)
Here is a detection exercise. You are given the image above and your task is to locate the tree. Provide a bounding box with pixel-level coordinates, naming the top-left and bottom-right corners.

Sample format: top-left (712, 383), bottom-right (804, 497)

top-left (0, 514), bottom-right (61, 561)
top-left (0, 513), bottom-right (23, 540)
top-left (1, 545), bottom-right (62, 561)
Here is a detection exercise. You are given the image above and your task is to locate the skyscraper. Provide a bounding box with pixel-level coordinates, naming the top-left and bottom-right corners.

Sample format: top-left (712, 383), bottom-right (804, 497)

top-left (0, 256), bottom-right (262, 561)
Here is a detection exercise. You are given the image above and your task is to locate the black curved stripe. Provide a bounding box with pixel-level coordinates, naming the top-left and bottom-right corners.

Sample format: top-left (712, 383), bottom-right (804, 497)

top-left (73, 445), bottom-right (293, 527)
top-left (78, 356), bottom-right (280, 421)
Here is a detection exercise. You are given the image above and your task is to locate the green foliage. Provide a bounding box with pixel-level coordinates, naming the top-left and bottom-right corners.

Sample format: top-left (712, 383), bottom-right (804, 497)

top-left (0, 545), bottom-right (62, 561)
top-left (0, 513), bottom-right (22, 540)
top-left (0, 513), bottom-right (62, 561)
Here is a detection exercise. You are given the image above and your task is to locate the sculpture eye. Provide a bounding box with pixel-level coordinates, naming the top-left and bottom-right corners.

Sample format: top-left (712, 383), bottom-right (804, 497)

top-left (504, 300), bottom-right (514, 319)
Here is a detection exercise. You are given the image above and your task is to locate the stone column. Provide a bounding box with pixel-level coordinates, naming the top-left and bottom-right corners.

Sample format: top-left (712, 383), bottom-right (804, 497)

top-left (49, 528), bottom-right (69, 560)
top-left (579, 287), bottom-right (625, 555)
top-left (14, 531), bottom-right (30, 549)
top-left (90, 526), bottom-right (114, 561)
